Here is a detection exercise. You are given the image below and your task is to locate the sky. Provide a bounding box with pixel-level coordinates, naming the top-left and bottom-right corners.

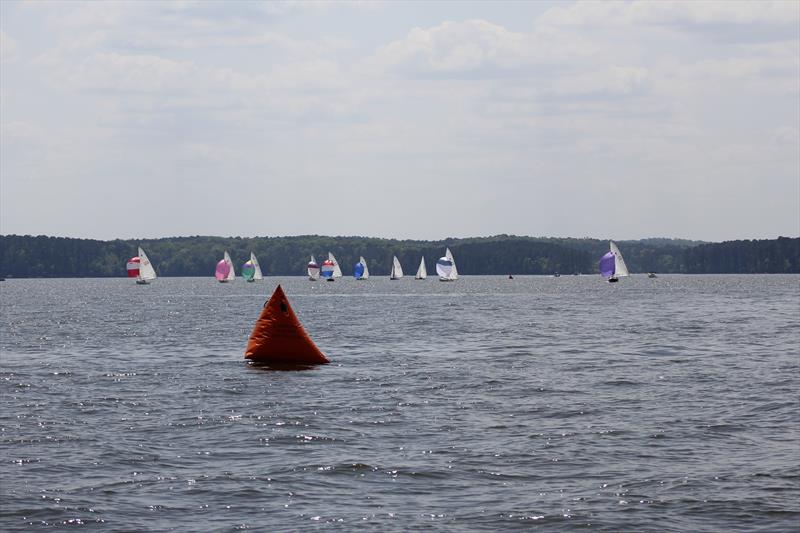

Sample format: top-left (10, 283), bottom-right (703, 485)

top-left (1, 0), bottom-right (798, 242)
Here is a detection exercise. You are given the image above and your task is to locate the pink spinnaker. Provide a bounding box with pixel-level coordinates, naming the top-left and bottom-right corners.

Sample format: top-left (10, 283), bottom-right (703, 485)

top-left (215, 259), bottom-right (231, 281)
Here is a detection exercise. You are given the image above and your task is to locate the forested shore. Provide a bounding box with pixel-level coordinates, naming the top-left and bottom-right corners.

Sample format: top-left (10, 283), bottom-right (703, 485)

top-left (0, 234), bottom-right (797, 278)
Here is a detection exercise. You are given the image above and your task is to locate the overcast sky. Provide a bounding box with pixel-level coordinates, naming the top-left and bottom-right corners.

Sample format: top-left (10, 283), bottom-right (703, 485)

top-left (1, 1), bottom-right (798, 242)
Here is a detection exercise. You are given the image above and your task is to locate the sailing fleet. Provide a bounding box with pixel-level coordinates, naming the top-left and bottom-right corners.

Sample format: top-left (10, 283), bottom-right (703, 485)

top-left (126, 242), bottom-right (640, 284)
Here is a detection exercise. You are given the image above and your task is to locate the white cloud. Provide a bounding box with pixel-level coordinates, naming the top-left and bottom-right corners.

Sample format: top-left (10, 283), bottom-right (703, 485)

top-left (369, 19), bottom-right (594, 77)
top-left (2, 2), bottom-right (798, 240)
top-left (27, 1), bottom-right (355, 57)
top-left (539, 0), bottom-right (800, 29)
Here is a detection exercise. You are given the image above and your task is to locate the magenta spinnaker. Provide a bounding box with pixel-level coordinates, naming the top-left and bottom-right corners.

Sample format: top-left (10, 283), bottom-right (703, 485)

top-left (215, 259), bottom-right (231, 281)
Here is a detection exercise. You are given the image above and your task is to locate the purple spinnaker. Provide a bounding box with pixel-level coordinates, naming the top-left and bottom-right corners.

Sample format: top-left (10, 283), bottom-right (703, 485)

top-left (599, 252), bottom-right (615, 278)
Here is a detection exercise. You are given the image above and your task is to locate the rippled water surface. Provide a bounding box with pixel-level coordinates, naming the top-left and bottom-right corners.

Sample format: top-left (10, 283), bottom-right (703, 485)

top-left (1, 275), bottom-right (798, 531)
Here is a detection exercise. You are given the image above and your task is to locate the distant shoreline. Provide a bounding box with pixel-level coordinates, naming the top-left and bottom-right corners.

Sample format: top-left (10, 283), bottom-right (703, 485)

top-left (1, 235), bottom-right (798, 277)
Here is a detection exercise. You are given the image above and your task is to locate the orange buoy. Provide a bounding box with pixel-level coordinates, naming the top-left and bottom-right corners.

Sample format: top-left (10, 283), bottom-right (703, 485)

top-left (244, 285), bottom-right (329, 365)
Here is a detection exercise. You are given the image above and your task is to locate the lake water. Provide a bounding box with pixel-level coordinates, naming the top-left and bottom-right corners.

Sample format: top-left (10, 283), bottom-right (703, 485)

top-left (1, 275), bottom-right (798, 531)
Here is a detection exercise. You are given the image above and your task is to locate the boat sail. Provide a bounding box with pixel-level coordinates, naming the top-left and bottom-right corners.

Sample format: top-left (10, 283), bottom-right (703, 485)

top-left (389, 256), bottom-right (403, 280)
top-left (126, 246), bottom-right (157, 285)
top-left (354, 256), bottom-right (369, 280)
top-left (329, 252), bottom-right (342, 279)
top-left (436, 247), bottom-right (458, 281)
top-left (216, 251), bottom-right (236, 282)
top-left (321, 259), bottom-right (336, 281)
top-left (599, 240), bottom-right (629, 283)
top-left (242, 252), bottom-right (263, 282)
top-left (415, 257), bottom-right (427, 280)
top-left (307, 255), bottom-right (320, 281)
top-left (137, 247), bottom-right (157, 284)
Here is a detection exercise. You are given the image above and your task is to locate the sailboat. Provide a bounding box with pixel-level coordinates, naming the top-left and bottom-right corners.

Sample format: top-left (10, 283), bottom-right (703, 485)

top-left (415, 257), bottom-right (427, 280)
top-left (321, 259), bottom-right (335, 281)
top-left (307, 255), bottom-right (320, 281)
top-left (354, 256), bottom-right (370, 280)
top-left (321, 252), bottom-right (341, 282)
top-left (242, 252), bottom-right (263, 282)
top-left (330, 252), bottom-right (342, 279)
top-left (436, 247), bottom-right (458, 281)
top-left (599, 241), bottom-right (629, 283)
top-left (126, 246), bottom-right (157, 285)
top-left (216, 251), bottom-right (236, 283)
top-left (389, 256), bottom-right (403, 280)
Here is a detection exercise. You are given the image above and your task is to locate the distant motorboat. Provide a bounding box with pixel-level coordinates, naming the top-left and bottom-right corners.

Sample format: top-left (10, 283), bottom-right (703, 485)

top-left (648, 272), bottom-right (658, 278)
top-left (599, 241), bottom-right (629, 283)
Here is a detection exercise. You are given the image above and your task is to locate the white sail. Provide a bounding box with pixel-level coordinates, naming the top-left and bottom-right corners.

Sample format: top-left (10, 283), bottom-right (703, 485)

top-left (415, 257), bottom-right (427, 279)
top-left (390, 256), bottom-right (403, 279)
top-left (308, 255), bottom-right (320, 280)
top-left (137, 247), bottom-right (157, 281)
top-left (359, 256), bottom-right (370, 279)
top-left (250, 252), bottom-right (263, 280)
top-left (445, 247), bottom-right (458, 279)
top-left (609, 241), bottom-right (629, 277)
top-left (436, 248), bottom-right (458, 281)
top-left (329, 252), bottom-right (342, 278)
top-left (224, 251), bottom-right (236, 281)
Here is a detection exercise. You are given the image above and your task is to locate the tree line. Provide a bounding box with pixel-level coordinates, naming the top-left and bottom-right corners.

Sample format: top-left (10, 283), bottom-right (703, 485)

top-left (0, 234), bottom-right (797, 278)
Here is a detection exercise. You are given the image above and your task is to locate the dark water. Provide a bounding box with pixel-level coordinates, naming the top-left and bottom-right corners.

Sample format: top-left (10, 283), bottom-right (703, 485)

top-left (1, 275), bottom-right (798, 531)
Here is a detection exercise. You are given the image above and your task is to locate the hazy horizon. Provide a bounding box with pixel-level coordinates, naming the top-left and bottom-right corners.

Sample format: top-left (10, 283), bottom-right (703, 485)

top-left (4, 231), bottom-right (796, 244)
top-left (2, 1), bottom-right (798, 242)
